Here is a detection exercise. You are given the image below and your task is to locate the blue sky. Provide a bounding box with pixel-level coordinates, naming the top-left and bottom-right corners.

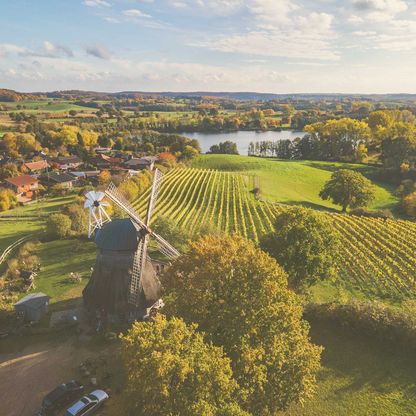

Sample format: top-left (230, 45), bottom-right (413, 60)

top-left (1, 0), bottom-right (416, 93)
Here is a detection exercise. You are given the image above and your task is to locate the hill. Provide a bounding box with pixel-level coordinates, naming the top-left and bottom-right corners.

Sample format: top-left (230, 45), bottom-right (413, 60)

top-left (131, 166), bottom-right (414, 301)
top-left (191, 155), bottom-right (397, 211)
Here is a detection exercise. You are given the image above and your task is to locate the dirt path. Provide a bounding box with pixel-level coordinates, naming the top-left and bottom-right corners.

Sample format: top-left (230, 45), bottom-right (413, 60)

top-left (0, 339), bottom-right (81, 416)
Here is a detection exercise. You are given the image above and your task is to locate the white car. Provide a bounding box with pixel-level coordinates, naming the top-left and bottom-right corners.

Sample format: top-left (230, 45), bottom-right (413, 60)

top-left (65, 390), bottom-right (109, 416)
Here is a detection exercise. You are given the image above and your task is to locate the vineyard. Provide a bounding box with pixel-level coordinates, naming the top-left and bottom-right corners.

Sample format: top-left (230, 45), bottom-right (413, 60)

top-left (132, 167), bottom-right (416, 299)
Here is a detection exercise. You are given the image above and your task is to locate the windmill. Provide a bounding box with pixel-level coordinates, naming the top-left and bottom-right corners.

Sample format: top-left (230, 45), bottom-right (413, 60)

top-left (84, 191), bottom-right (111, 238)
top-left (83, 169), bottom-right (180, 316)
top-left (104, 169), bottom-right (180, 306)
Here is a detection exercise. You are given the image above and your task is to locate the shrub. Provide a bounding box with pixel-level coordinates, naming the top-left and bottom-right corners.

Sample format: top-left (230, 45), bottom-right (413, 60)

top-left (306, 301), bottom-right (416, 350)
top-left (402, 192), bottom-right (416, 218)
top-left (46, 213), bottom-right (72, 238)
top-left (0, 188), bottom-right (18, 211)
top-left (349, 208), bottom-right (394, 219)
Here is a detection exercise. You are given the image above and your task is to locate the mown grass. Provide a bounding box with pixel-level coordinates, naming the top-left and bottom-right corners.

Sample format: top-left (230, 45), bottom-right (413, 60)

top-left (35, 238), bottom-right (96, 307)
top-left (283, 321), bottom-right (416, 416)
top-left (192, 154), bottom-right (398, 211)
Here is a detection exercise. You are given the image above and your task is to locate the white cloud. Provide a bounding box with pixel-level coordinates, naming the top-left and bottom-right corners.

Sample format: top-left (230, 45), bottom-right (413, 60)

top-left (193, 9), bottom-right (338, 61)
top-left (248, 0), bottom-right (298, 22)
top-left (352, 0), bottom-right (408, 21)
top-left (123, 9), bottom-right (151, 18)
top-left (83, 0), bottom-right (111, 7)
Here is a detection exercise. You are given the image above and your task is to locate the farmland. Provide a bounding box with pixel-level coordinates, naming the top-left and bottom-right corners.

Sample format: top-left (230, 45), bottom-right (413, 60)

top-left (132, 166), bottom-right (416, 301)
top-left (192, 154), bottom-right (398, 210)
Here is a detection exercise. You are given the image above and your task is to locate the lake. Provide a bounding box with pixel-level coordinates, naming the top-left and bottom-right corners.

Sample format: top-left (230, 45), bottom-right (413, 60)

top-left (180, 130), bottom-right (305, 155)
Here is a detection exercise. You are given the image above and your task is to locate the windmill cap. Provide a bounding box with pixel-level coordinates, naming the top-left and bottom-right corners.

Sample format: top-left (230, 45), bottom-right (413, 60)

top-left (95, 218), bottom-right (141, 251)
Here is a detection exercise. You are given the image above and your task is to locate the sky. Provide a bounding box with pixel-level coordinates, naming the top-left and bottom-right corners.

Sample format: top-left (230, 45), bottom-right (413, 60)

top-left (1, 0), bottom-right (416, 93)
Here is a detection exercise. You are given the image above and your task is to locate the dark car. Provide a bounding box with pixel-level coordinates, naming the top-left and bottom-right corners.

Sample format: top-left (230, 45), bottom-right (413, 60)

top-left (40, 381), bottom-right (84, 415)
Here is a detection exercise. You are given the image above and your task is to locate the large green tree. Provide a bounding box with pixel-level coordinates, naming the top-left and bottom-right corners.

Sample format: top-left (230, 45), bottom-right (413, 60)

top-left (319, 169), bottom-right (375, 211)
top-left (261, 207), bottom-right (340, 290)
top-left (163, 234), bottom-right (322, 415)
top-left (121, 315), bottom-right (247, 416)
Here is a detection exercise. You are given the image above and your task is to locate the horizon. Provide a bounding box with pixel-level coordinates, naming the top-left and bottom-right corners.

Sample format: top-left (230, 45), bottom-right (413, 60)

top-left (2, 0), bottom-right (416, 93)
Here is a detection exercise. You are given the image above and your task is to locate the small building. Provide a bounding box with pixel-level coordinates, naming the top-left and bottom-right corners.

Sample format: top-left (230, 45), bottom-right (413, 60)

top-left (23, 159), bottom-right (50, 176)
top-left (4, 175), bottom-right (39, 203)
top-left (14, 292), bottom-right (50, 322)
top-left (51, 155), bottom-right (82, 171)
top-left (46, 171), bottom-right (77, 189)
top-left (91, 154), bottom-right (123, 169)
top-left (124, 156), bottom-right (157, 171)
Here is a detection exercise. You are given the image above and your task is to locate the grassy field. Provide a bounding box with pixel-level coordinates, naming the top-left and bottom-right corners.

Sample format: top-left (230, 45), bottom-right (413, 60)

top-left (0, 99), bottom-right (96, 114)
top-left (132, 166), bottom-right (415, 301)
top-left (192, 155), bottom-right (398, 211)
top-left (35, 238), bottom-right (96, 308)
top-left (283, 322), bottom-right (416, 416)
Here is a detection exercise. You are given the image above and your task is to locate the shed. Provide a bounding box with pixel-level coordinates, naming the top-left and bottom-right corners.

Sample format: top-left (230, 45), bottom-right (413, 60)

top-left (14, 292), bottom-right (50, 322)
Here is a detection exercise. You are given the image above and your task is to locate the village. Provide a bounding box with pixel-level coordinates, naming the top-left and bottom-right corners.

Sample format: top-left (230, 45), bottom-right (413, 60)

top-left (0, 149), bottom-right (157, 206)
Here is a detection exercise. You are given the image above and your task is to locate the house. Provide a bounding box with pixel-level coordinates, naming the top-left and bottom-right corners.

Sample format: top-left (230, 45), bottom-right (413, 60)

top-left (4, 175), bottom-right (39, 203)
top-left (124, 156), bottom-right (157, 171)
top-left (70, 170), bottom-right (100, 180)
top-left (91, 154), bottom-right (123, 169)
top-left (23, 159), bottom-right (50, 176)
top-left (14, 292), bottom-right (50, 322)
top-left (50, 155), bottom-right (82, 170)
top-left (46, 171), bottom-right (77, 189)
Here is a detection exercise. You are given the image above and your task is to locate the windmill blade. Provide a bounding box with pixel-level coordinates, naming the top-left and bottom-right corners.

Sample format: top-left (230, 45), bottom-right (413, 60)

top-left (146, 169), bottom-right (164, 226)
top-left (100, 201), bottom-right (110, 207)
top-left (128, 236), bottom-right (149, 306)
top-left (85, 191), bottom-right (96, 203)
top-left (95, 191), bottom-right (105, 201)
top-left (105, 182), bottom-right (147, 230)
top-left (84, 199), bottom-right (93, 208)
top-left (151, 231), bottom-right (180, 259)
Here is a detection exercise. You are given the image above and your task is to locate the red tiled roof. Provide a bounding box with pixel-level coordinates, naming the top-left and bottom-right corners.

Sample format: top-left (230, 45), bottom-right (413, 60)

top-left (24, 160), bottom-right (49, 171)
top-left (5, 175), bottom-right (38, 187)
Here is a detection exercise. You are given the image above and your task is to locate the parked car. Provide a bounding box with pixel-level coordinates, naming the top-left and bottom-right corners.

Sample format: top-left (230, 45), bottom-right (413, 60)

top-left (40, 381), bottom-right (84, 415)
top-left (66, 390), bottom-right (109, 416)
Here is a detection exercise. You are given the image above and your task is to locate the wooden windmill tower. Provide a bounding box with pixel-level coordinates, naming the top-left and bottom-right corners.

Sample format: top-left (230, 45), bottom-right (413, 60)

top-left (83, 169), bottom-right (180, 317)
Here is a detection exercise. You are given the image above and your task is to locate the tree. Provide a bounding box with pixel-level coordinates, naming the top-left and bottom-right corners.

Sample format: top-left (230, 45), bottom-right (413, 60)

top-left (46, 213), bottom-right (72, 238)
top-left (319, 169), bottom-right (376, 212)
top-left (380, 122), bottom-right (416, 169)
top-left (163, 234), bottom-right (322, 415)
top-left (209, 141), bottom-right (239, 155)
top-left (0, 188), bottom-right (17, 211)
top-left (153, 217), bottom-right (193, 252)
top-left (181, 145), bottom-right (199, 161)
top-left (64, 203), bottom-right (88, 235)
top-left (98, 170), bottom-right (111, 186)
top-left (121, 315), bottom-right (247, 416)
top-left (261, 207), bottom-right (340, 290)
top-left (0, 163), bottom-right (19, 180)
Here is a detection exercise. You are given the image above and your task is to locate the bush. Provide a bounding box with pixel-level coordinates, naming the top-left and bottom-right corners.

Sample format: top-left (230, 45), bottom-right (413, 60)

top-left (306, 301), bottom-right (416, 350)
top-left (402, 192), bottom-right (416, 218)
top-left (46, 213), bottom-right (72, 238)
top-left (64, 203), bottom-right (88, 235)
top-left (0, 188), bottom-right (18, 211)
top-left (349, 208), bottom-right (394, 219)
